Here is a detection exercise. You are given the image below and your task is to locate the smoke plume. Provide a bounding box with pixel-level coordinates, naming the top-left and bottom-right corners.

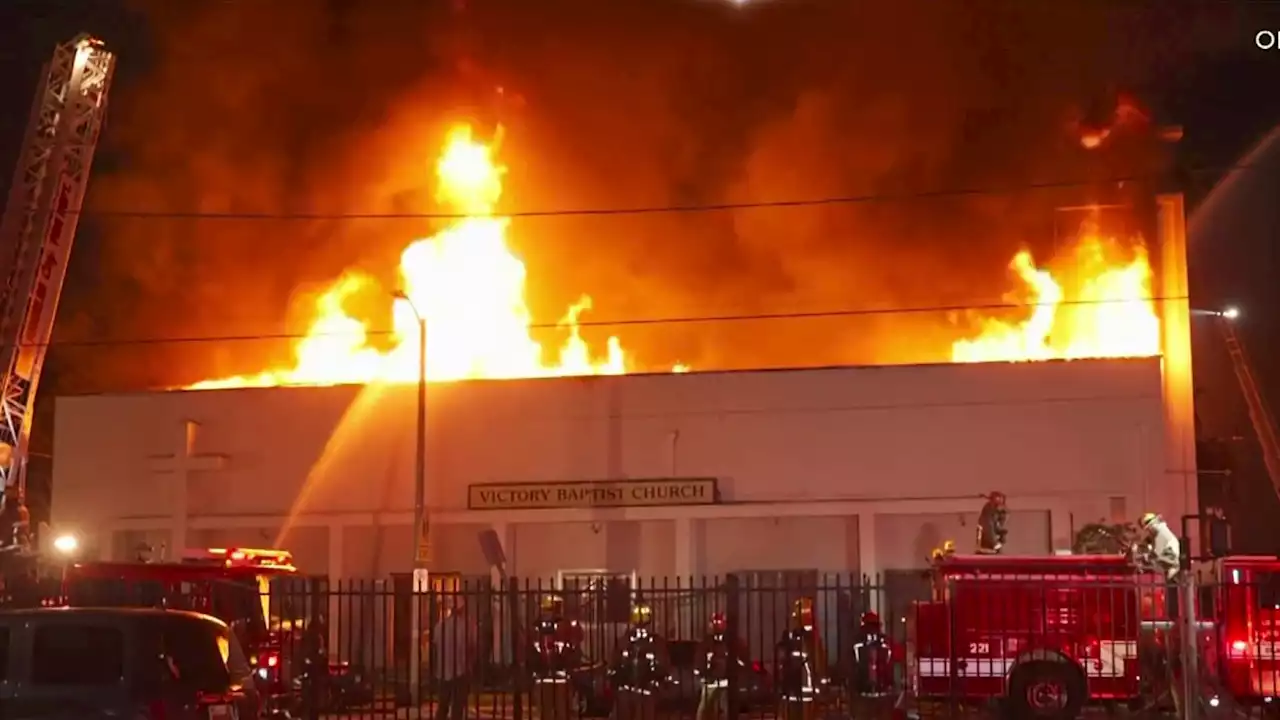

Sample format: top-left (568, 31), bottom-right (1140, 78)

top-left (54, 0), bottom-right (1238, 390)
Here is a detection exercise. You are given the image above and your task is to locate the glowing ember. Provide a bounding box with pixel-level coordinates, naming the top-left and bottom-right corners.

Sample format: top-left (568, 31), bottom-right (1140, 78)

top-left (191, 125), bottom-right (635, 389)
top-left (950, 235), bottom-right (1160, 363)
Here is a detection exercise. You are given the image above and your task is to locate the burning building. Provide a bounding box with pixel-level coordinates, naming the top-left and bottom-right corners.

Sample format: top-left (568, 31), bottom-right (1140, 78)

top-left (50, 126), bottom-right (1196, 582)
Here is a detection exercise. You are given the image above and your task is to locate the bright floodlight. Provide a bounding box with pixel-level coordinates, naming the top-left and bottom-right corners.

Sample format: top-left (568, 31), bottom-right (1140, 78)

top-left (1222, 306), bottom-right (1240, 320)
top-left (53, 533), bottom-right (78, 555)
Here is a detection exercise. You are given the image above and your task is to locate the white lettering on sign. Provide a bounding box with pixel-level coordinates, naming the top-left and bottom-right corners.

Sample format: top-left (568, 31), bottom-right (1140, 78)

top-left (469, 478), bottom-right (719, 510)
top-left (1258, 31), bottom-right (1277, 50)
top-left (968, 641), bottom-right (990, 655)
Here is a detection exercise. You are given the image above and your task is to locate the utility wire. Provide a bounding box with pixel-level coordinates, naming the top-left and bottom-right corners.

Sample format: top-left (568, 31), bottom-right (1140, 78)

top-left (35, 294), bottom-right (1189, 350)
top-left (70, 164), bottom-right (1243, 222)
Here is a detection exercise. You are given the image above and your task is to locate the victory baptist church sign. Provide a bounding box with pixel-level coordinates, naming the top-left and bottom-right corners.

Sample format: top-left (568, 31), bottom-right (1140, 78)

top-left (469, 478), bottom-right (719, 510)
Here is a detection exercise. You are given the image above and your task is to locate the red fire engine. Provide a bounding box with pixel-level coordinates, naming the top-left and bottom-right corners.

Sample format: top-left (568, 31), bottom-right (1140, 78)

top-left (1204, 556), bottom-right (1280, 703)
top-left (909, 551), bottom-right (1280, 718)
top-left (910, 553), bottom-right (1163, 719)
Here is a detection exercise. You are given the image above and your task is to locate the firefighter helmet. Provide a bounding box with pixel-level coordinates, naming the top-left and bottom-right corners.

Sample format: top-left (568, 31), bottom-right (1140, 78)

top-left (709, 611), bottom-right (726, 632)
top-left (988, 491), bottom-right (1007, 505)
top-left (942, 540), bottom-right (956, 555)
top-left (539, 594), bottom-right (563, 612)
top-left (792, 597), bottom-right (816, 625)
top-left (860, 610), bottom-right (881, 629)
top-left (631, 602), bottom-right (653, 625)
top-left (1140, 512), bottom-right (1161, 529)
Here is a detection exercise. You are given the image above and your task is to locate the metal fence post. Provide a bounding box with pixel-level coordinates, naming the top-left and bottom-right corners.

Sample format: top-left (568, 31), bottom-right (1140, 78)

top-left (506, 576), bottom-right (524, 720)
top-left (946, 576), bottom-right (958, 718)
top-left (1180, 572), bottom-right (1200, 720)
top-left (725, 573), bottom-right (742, 720)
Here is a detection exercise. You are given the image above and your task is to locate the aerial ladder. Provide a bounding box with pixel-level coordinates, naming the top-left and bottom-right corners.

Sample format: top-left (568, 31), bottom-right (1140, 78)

top-left (1215, 309), bottom-right (1280, 504)
top-left (0, 36), bottom-right (115, 553)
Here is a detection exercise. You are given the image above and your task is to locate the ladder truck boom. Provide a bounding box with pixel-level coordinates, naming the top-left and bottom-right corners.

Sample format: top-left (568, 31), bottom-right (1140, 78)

top-left (1217, 312), bottom-right (1280, 502)
top-left (0, 36), bottom-right (115, 550)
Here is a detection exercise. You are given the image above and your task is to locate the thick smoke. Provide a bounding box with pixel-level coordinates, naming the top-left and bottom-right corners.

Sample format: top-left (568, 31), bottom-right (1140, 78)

top-left (54, 0), bottom-right (1238, 389)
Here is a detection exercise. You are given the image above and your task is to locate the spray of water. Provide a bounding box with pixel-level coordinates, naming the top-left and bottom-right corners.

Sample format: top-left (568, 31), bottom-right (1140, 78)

top-left (1188, 124), bottom-right (1280, 242)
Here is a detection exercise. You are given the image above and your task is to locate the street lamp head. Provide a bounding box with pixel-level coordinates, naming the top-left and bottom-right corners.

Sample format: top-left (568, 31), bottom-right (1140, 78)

top-left (1222, 306), bottom-right (1240, 321)
top-left (393, 289), bottom-right (426, 323)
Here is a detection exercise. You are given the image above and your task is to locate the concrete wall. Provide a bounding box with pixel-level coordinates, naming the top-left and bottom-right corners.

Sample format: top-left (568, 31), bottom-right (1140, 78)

top-left (52, 358), bottom-right (1169, 578)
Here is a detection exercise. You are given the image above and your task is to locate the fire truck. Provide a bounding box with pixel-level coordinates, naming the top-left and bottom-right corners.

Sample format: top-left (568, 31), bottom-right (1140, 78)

top-left (908, 551), bottom-right (1280, 719)
top-left (62, 547), bottom-right (371, 716)
top-left (1201, 555), bottom-right (1280, 703)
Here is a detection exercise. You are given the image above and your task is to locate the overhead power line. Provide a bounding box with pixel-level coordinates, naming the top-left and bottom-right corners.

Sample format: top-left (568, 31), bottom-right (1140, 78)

top-left (72, 164), bottom-right (1243, 222)
top-left (34, 294), bottom-right (1189, 350)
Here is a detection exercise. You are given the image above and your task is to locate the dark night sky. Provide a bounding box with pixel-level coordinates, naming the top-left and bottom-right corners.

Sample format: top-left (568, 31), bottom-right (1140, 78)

top-left (2, 0), bottom-right (1280, 544)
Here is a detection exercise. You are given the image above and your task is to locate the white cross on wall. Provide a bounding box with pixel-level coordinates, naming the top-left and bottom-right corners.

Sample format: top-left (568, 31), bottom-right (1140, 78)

top-left (148, 419), bottom-right (228, 556)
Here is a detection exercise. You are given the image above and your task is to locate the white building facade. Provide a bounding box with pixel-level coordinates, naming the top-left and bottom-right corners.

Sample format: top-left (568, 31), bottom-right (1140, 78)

top-left (52, 356), bottom-right (1183, 581)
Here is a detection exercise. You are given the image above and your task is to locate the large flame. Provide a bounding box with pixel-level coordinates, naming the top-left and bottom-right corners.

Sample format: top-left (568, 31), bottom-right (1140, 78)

top-left (189, 126), bottom-right (1160, 390)
top-left (191, 125), bottom-right (636, 390)
top-left (950, 234), bottom-right (1160, 363)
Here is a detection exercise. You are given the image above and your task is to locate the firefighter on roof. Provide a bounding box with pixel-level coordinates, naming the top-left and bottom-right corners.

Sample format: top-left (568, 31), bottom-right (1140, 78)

top-left (611, 600), bottom-right (669, 720)
top-left (1140, 512), bottom-right (1182, 579)
top-left (776, 597), bottom-right (828, 720)
top-left (696, 611), bottom-right (746, 720)
top-left (976, 491), bottom-right (1008, 554)
top-left (530, 593), bottom-right (583, 720)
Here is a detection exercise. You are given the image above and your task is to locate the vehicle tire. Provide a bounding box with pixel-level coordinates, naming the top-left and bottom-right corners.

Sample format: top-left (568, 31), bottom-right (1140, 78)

top-left (1005, 660), bottom-right (1087, 720)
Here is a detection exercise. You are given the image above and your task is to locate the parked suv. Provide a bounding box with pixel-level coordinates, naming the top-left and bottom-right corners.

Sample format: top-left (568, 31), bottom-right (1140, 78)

top-left (0, 607), bottom-right (258, 720)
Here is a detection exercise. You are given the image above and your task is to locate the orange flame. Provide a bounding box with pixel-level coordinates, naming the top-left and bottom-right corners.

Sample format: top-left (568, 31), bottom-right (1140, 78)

top-left (191, 125), bottom-right (643, 390)
top-left (189, 127), bottom-right (1158, 389)
top-left (950, 235), bottom-right (1160, 363)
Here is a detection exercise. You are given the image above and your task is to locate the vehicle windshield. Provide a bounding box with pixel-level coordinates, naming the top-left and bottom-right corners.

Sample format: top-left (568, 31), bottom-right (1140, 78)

top-left (66, 574), bottom-right (269, 638)
top-left (266, 575), bottom-right (315, 630)
top-left (1255, 571), bottom-right (1280, 610)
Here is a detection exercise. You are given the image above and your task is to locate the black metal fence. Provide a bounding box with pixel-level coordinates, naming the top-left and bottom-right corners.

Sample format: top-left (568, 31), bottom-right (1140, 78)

top-left (7, 571), bottom-right (1280, 719)
top-left (262, 573), bottom-right (903, 720)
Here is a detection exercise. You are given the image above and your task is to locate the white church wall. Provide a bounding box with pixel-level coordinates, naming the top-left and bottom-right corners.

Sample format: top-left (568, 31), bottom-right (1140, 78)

top-left (510, 521), bottom-right (606, 581)
top-left (699, 516), bottom-right (854, 576)
top-left (53, 359), bottom-right (1168, 577)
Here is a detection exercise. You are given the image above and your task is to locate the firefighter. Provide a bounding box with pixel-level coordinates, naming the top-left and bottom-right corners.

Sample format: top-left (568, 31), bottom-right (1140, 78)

top-left (776, 597), bottom-right (828, 720)
top-left (851, 611), bottom-right (893, 699)
top-left (298, 605), bottom-right (330, 717)
top-left (530, 594), bottom-right (583, 720)
top-left (0, 493), bottom-right (24, 552)
top-left (976, 491), bottom-right (1008, 554)
top-left (695, 611), bottom-right (745, 720)
top-left (611, 601), bottom-right (669, 720)
top-left (927, 541), bottom-right (957, 565)
top-left (1140, 512), bottom-right (1181, 579)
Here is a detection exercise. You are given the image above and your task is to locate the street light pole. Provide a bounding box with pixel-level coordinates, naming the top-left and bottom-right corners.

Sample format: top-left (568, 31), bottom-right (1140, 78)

top-left (394, 291), bottom-right (429, 706)
top-left (415, 314), bottom-right (427, 571)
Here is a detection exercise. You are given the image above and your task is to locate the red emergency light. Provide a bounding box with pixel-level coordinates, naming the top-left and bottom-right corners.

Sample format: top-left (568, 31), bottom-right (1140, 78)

top-left (183, 547), bottom-right (296, 571)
